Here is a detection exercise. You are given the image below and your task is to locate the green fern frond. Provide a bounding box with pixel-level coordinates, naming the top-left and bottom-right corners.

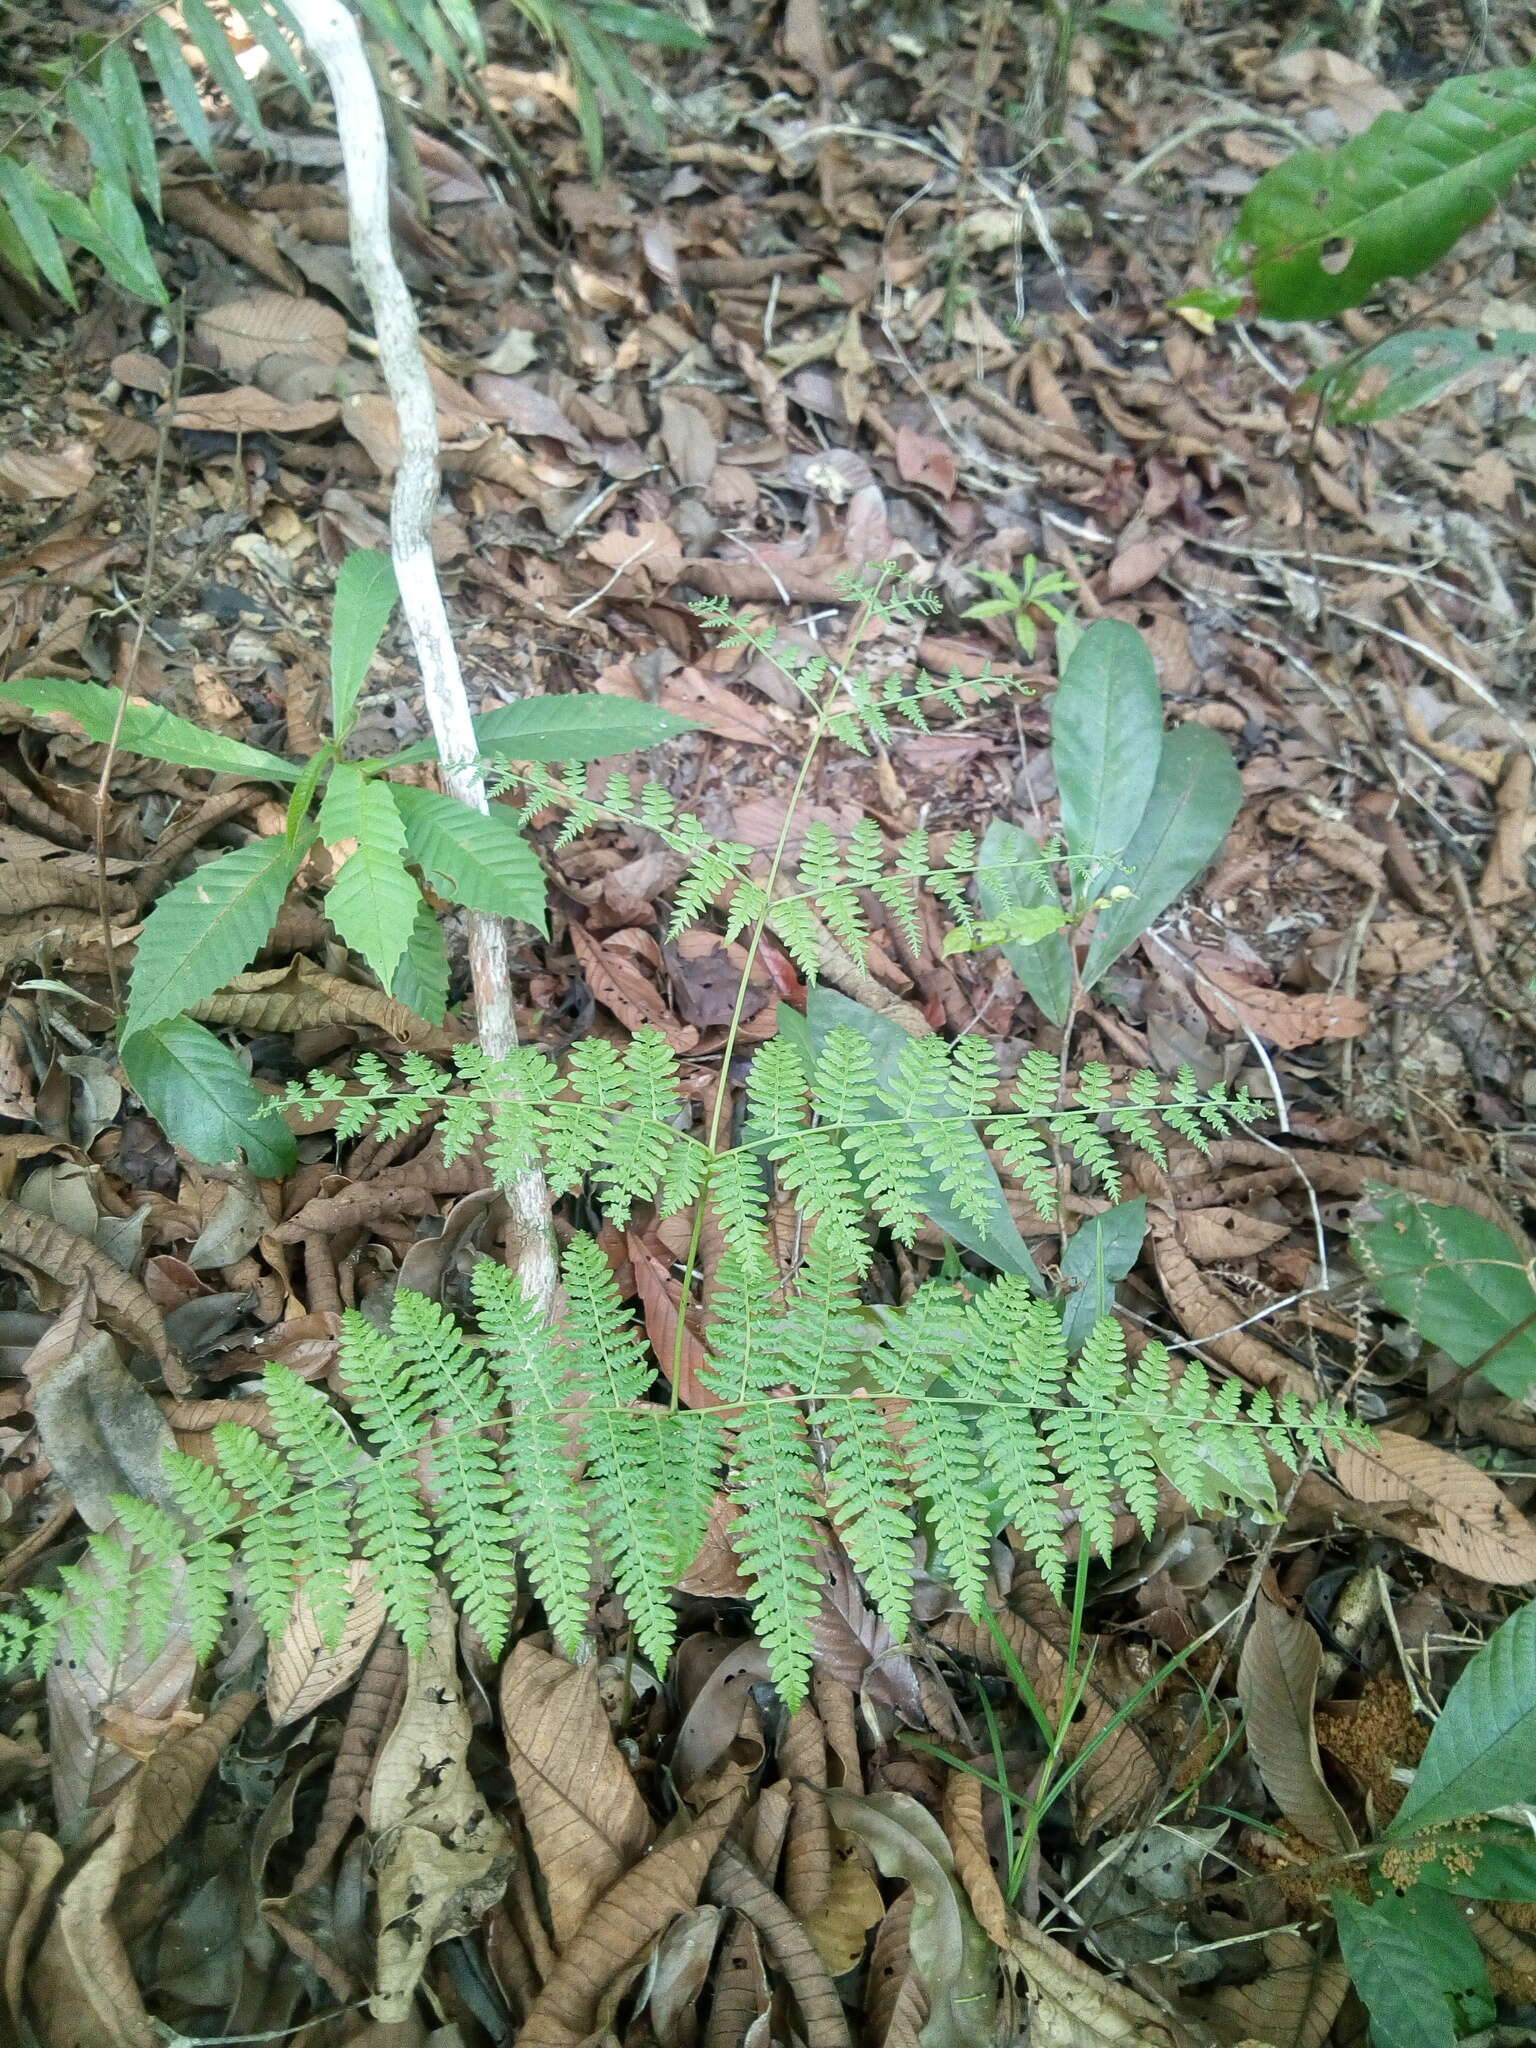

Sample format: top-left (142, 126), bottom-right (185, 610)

top-left (263, 1364), bottom-right (360, 1647)
top-left (724, 1396), bottom-right (825, 1708)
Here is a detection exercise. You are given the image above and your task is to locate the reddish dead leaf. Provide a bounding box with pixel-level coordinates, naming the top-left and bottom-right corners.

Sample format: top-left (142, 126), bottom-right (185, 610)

top-left (169, 387), bottom-right (341, 435)
top-left (1102, 534), bottom-right (1185, 597)
top-left (658, 667), bottom-right (779, 747)
top-left (893, 426), bottom-right (957, 501)
top-left (628, 1233), bottom-right (714, 1409)
top-left (568, 924), bottom-right (698, 1050)
top-left (1193, 958), bottom-right (1368, 1049)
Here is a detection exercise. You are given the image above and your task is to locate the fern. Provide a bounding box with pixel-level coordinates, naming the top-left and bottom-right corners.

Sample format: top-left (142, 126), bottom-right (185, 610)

top-left (0, 1247), bottom-right (1367, 1709)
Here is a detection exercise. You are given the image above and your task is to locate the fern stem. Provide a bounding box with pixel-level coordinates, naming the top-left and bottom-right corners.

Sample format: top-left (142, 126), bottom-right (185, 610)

top-left (286, 0), bottom-right (557, 1316)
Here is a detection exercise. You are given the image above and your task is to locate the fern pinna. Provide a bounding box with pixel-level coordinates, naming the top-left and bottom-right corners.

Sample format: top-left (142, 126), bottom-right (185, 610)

top-left (0, 1247), bottom-right (1361, 1709)
top-left (0, 1021), bottom-right (1363, 1707)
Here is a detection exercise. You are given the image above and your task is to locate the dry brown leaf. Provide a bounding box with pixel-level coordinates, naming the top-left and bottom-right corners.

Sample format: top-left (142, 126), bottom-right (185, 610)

top-left (0, 1831), bottom-right (63, 2034)
top-left (893, 426), bottom-right (957, 500)
top-left (169, 385), bottom-right (341, 435)
top-left (1144, 1200), bottom-right (1317, 1403)
top-left (1003, 1912), bottom-right (1189, 2046)
top-left (1202, 1930), bottom-right (1349, 2048)
top-left (291, 1626), bottom-right (406, 1892)
top-left (569, 923), bottom-right (698, 1050)
top-left (659, 393), bottom-right (719, 488)
top-left (500, 1641), bottom-right (655, 1953)
top-left (782, 1707), bottom-right (832, 1920)
top-left (161, 182), bottom-right (304, 290)
top-left (368, 1583), bottom-right (515, 2020)
top-left (704, 1914), bottom-right (770, 2048)
top-left (1103, 535), bottom-right (1184, 597)
top-left (270, 1184), bottom-right (436, 1242)
top-left (0, 860), bottom-right (134, 916)
top-left (1330, 1430), bottom-right (1536, 1584)
top-left (0, 443), bottom-right (96, 503)
top-left (1177, 1205), bottom-right (1292, 1263)
top-left (0, 1200), bottom-right (179, 1379)
top-left (268, 1562), bottom-right (387, 1726)
top-left (659, 666), bottom-right (780, 747)
top-left (941, 1769), bottom-right (1009, 1948)
top-left (195, 292), bottom-right (350, 375)
top-left (706, 1835), bottom-right (851, 2048)
top-left (1236, 1599), bottom-right (1356, 1854)
top-left (803, 1831), bottom-right (885, 1980)
top-left (519, 1789), bottom-right (745, 2048)
top-left (1193, 960), bottom-right (1368, 1049)
top-left (1478, 751), bottom-right (1532, 909)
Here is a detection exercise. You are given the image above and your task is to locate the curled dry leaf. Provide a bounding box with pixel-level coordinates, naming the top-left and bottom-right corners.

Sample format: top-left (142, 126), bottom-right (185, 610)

top-left (781, 1706), bottom-right (833, 1920)
top-left (1177, 1204), bottom-right (1293, 1263)
top-left (1330, 1431), bottom-right (1536, 1585)
top-left (942, 1769), bottom-right (1010, 1948)
top-left (803, 1830), bottom-right (886, 1981)
top-left (0, 1831), bottom-right (62, 2035)
top-left (0, 1199), bottom-right (180, 1380)
top-left (368, 1582), bottom-right (516, 2021)
top-left (825, 1789), bottom-right (994, 2048)
top-left (293, 1628), bottom-right (408, 1893)
top-left (518, 1787), bottom-right (745, 2048)
top-left (1003, 1913), bottom-right (1192, 2047)
top-left (705, 1837), bottom-right (851, 2048)
top-left (1201, 1929), bottom-right (1349, 2048)
top-left (499, 1641), bottom-right (656, 1953)
top-left (269, 1184), bottom-right (436, 1242)
top-left (0, 861), bottom-right (134, 916)
top-left (1236, 1598), bottom-right (1357, 1855)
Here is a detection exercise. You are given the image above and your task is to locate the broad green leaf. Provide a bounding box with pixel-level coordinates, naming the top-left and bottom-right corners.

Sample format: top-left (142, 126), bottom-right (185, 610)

top-left (121, 1015), bottom-right (296, 1176)
top-left (393, 786), bottom-right (547, 930)
top-left (1231, 61), bottom-right (1536, 320)
top-left (318, 767), bottom-right (421, 990)
top-left (142, 14), bottom-right (215, 165)
top-left (126, 834), bottom-right (308, 1035)
top-left (1079, 724), bottom-right (1241, 990)
top-left (180, 0), bottom-right (269, 141)
top-left (0, 197), bottom-right (39, 293)
top-left (384, 693), bottom-right (697, 768)
top-left (1408, 1822), bottom-right (1536, 1902)
top-left (0, 678), bottom-right (299, 782)
top-left (0, 158), bottom-right (75, 303)
top-left (1390, 1596), bottom-right (1536, 1834)
top-left (1060, 1199), bottom-right (1148, 1354)
top-left (433, 0), bottom-right (486, 62)
top-left (1094, 0), bottom-right (1181, 36)
top-left (65, 82), bottom-right (130, 206)
top-left (329, 550), bottom-right (398, 741)
top-left (976, 820), bottom-right (1073, 1027)
top-left (1051, 619), bottom-right (1162, 891)
top-left (350, 0), bottom-right (433, 86)
top-left (1310, 327), bottom-right (1536, 424)
top-left (943, 903), bottom-right (1068, 956)
top-left (390, 898), bottom-right (450, 1025)
top-left (587, 2), bottom-right (709, 47)
top-left (1354, 1191), bottom-right (1536, 1400)
top-left (796, 988), bottom-right (1044, 1289)
top-left (1332, 1888), bottom-right (1493, 2048)
top-left (101, 44), bottom-right (162, 213)
top-left (85, 175), bottom-right (168, 306)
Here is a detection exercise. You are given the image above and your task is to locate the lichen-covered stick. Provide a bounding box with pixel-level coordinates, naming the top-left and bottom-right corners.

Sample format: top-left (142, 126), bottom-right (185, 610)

top-left (282, 0), bottom-right (557, 1318)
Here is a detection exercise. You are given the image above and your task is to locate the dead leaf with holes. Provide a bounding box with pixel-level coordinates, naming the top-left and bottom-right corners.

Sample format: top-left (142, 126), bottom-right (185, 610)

top-left (368, 1581), bottom-right (515, 2020)
top-left (1237, 1597), bottom-right (1357, 1854)
top-left (267, 1563), bottom-right (387, 1728)
top-left (1330, 1432), bottom-right (1536, 1584)
top-left (1177, 1204), bottom-right (1292, 1263)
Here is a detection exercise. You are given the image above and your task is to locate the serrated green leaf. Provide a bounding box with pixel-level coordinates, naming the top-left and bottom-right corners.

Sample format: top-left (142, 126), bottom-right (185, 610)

top-left (1332, 1888), bottom-right (1493, 2048)
top-left (390, 897), bottom-right (449, 1024)
top-left (142, 14), bottom-right (215, 164)
top-left (1355, 1191), bottom-right (1536, 1399)
top-left (1234, 61), bottom-right (1536, 320)
top-left (126, 834), bottom-right (307, 1035)
top-left (1389, 1597), bottom-right (1536, 1834)
top-left (329, 549), bottom-right (398, 741)
top-left (122, 1015), bottom-right (296, 1175)
top-left (180, 0), bottom-right (268, 140)
top-left (1079, 723), bottom-right (1241, 991)
top-left (318, 766), bottom-right (421, 989)
top-left (0, 677), bottom-right (299, 781)
top-left (976, 820), bottom-right (1072, 1026)
top-left (1052, 619), bottom-right (1162, 888)
top-left (101, 44), bottom-right (162, 214)
top-left (0, 158), bottom-right (75, 303)
top-left (384, 693), bottom-right (697, 768)
top-left (393, 785), bottom-right (547, 929)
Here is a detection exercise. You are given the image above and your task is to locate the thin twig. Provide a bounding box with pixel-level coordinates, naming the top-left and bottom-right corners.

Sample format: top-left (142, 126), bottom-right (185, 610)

top-left (284, 0), bottom-right (557, 1319)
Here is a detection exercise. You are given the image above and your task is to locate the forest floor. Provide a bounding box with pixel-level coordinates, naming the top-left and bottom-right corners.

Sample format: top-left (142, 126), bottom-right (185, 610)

top-left (0, 0), bottom-right (1535, 2042)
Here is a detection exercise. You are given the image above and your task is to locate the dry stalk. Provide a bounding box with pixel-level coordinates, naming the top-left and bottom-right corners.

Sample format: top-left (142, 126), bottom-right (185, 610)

top-left (281, 0), bottom-right (556, 1317)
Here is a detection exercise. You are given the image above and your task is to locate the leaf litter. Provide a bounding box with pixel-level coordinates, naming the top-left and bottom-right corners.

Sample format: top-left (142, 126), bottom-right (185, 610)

top-left (0, 0), bottom-right (1534, 2038)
